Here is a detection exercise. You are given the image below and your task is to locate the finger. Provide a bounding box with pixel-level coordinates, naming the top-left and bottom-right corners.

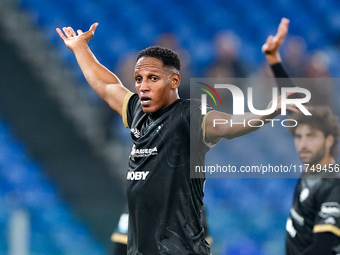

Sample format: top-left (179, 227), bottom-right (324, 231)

top-left (276, 102), bottom-right (299, 113)
top-left (89, 22), bottom-right (99, 33)
top-left (261, 44), bottom-right (268, 54)
top-left (285, 105), bottom-right (299, 113)
top-left (56, 28), bottom-right (67, 40)
top-left (276, 18), bottom-right (290, 38)
top-left (62, 27), bottom-right (73, 38)
top-left (77, 29), bottom-right (84, 35)
top-left (275, 17), bottom-right (290, 43)
top-left (261, 36), bottom-right (271, 52)
top-left (262, 35), bottom-right (274, 54)
top-left (266, 35), bottom-right (274, 44)
top-left (68, 26), bottom-right (77, 37)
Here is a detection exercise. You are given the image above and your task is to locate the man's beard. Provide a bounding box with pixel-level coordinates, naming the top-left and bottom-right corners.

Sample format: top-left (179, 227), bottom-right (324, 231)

top-left (300, 144), bottom-right (326, 166)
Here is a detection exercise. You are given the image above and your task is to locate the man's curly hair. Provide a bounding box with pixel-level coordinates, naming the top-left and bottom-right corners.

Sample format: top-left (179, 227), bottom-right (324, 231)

top-left (136, 46), bottom-right (181, 72)
top-left (288, 105), bottom-right (339, 159)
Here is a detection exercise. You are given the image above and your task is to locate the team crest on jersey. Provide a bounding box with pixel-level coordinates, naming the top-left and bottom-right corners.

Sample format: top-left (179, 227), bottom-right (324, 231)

top-left (131, 128), bottom-right (141, 138)
top-left (299, 188), bottom-right (310, 202)
top-left (319, 202), bottom-right (340, 218)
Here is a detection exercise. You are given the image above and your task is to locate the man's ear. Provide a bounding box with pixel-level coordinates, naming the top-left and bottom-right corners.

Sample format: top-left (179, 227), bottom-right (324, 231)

top-left (171, 73), bottom-right (180, 89)
top-left (326, 135), bottom-right (334, 150)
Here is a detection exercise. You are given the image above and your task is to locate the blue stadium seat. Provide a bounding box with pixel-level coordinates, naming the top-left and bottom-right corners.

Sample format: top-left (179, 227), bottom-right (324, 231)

top-left (0, 115), bottom-right (104, 254)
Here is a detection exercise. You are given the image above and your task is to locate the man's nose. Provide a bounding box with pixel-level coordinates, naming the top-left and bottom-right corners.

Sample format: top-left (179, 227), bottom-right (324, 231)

top-left (140, 80), bottom-right (150, 92)
top-left (299, 137), bottom-right (308, 148)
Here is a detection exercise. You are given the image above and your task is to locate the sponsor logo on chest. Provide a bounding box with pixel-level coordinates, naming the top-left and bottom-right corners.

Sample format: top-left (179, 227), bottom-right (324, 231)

top-left (130, 144), bottom-right (158, 160)
top-left (127, 171), bottom-right (150, 181)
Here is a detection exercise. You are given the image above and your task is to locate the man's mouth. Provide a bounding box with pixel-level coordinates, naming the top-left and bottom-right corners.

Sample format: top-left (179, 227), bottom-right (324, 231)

top-left (141, 96), bottom-right (151, 106)
top-left (299, 150), bottom-right (311, 157)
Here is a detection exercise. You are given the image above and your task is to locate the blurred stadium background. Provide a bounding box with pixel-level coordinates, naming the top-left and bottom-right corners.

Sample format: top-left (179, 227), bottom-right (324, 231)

top-left (0, 0), bottom-right (339, 254)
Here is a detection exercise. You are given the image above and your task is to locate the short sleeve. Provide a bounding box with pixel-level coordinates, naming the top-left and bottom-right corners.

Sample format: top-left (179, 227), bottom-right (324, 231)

top-left (201, 111), bottom-right (222, 148)
top-left (313, 180), bottom-right (340, 237)
top-left (122, 92), bottom-right (138, 128)
top-left (189, 99), bottom-right (220, 149)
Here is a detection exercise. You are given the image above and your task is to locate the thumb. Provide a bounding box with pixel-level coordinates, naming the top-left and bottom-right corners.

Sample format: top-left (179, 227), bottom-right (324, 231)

top-left (89, 22), bottom-right (99, 33)
top-left (262, 35), bottom-right (274, 53)
top-left (266, 35), bottom-right (274, 44)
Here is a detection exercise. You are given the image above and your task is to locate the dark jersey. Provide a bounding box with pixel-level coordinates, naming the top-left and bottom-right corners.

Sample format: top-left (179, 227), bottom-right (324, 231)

top-left (285, 170), bottom-right (340, 255)
top-left (111, 206), bottom-right (213, 255)
top-left (122, 93), bottom-right (213, 255)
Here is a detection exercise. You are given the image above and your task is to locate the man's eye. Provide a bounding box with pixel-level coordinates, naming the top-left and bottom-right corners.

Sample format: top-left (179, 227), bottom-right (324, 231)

top-left (151, 76), bottom-right (158, 81)
top-left (135, 77), bottom-right (142, 82)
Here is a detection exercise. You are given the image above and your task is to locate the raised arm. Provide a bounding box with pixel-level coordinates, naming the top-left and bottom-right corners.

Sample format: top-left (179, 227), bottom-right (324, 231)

top-left (262, 18), bottom-right (306, 100)
top-left (203, 18), bottom-right (305, 142)
top-left (262, 17), bottom-right (290, 65)
top-left (56, 23), bottom-right (131, 116)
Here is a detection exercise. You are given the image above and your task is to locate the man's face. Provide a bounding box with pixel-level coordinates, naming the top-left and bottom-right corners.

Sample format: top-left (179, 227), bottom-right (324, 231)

top-left (134, 57), bottom-right (179, 113)
top-left (294, 124), bottom-right (329, 165)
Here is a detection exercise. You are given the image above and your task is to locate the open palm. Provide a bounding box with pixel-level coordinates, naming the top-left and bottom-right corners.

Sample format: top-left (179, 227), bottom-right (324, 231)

top-left (56, 23), bottom-right (98, 52)
top-left (262, 18), bottom-right (289, 54)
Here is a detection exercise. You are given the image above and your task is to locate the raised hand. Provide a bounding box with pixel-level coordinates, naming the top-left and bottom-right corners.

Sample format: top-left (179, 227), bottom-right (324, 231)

top-left (262, 18), bottom-right (290, 64)
top-left (56, 23), bottom-right (99, 52)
